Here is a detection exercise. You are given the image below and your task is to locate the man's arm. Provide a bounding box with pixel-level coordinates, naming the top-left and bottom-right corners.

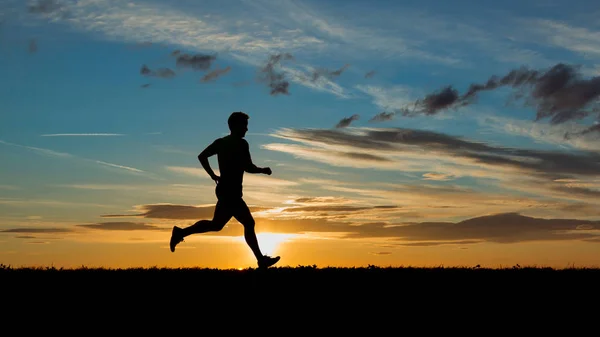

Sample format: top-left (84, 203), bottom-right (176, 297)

top-left (244, 140), bottom-right (271, 175)
top-left (198, 140), bottom-right (219, 182)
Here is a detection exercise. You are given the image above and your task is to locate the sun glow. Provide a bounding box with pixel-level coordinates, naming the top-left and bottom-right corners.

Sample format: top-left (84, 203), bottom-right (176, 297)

top-left (236, 232), bottom-right (296, 256)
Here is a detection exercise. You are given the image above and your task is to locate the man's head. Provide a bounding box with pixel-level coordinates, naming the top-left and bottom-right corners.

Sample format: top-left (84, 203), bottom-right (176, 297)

top-left (228, 111), bottom-right (249, 138)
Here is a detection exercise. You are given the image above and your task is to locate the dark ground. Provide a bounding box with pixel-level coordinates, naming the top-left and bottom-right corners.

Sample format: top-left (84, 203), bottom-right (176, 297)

top-left (2, 264), bottom-right (598, 329)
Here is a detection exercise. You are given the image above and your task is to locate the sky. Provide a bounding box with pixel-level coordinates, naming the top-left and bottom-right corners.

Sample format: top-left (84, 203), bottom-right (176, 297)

top-left (1, 0), bottom-right (600, 269)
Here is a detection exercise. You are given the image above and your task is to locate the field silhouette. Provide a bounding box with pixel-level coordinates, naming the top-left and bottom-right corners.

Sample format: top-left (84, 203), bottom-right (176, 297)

top-left (4, 264), bottom-right (599, 301)
top-left (3, 263), bottom-right (599, 328)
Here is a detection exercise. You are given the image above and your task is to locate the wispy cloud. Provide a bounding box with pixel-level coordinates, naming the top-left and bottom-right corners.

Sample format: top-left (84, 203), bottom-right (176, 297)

top-left (0, 139), bottom-right (72, 158)
top-left (94, 160), bottom-right (145, 174)
top-left (475, 114), bottom-right (600, 153)
top-left (0, 139), bottom-right (152, 177)
top-left (524, 19), bottom-right (600, 59)
top-left (40, 133), bottom-right (125, 137)
top-left (263, 127), bottom-right (600, 210)
top-left (77, 222), bottom-right (166, 231)
top-left (1, 227), bottom-right (73, 233)
top-left (0, 197), bottom-right (115, 208)
top-left (165, 166), bottom-right (298, 187)
top-left (101, 203), bottom-right (270, 220)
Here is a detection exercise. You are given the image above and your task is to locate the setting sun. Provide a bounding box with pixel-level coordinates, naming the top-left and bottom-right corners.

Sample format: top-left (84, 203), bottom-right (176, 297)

top-left (234, 233), bottom-right (296, 257)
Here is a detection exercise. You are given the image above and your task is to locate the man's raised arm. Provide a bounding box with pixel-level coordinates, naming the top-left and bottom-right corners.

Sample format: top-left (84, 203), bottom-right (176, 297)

top-left (243, 140), bottom-right (272, 175)
top-left (198, 140), bottom-right (219, 182)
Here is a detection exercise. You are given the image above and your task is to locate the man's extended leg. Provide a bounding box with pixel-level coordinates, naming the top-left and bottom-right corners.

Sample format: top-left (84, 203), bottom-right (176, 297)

top-left (232, 198), bottom-right (280, 268)
top-left (170, 201), bottom-right (232, 252)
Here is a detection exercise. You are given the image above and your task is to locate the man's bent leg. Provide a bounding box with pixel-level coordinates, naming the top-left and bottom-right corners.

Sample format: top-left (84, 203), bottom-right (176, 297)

top-left (170, 200), bottom-right (232, 252)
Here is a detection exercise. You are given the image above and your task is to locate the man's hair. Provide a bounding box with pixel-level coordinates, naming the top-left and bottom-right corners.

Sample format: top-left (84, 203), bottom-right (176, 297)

top-left (228, 111), bottom-right (249, 130)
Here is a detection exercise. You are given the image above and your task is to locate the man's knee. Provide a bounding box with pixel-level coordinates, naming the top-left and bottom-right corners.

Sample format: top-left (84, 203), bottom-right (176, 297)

top-left (242, 218), bottom-right (256, 229)
top-left (208, 220), bottom-right (228, 231)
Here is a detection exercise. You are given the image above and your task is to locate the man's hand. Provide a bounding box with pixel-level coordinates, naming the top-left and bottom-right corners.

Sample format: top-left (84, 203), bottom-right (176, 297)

top-left (262, 167), bottom-right (272, 175)
top-left (210, 174), bottom-right (220, 184)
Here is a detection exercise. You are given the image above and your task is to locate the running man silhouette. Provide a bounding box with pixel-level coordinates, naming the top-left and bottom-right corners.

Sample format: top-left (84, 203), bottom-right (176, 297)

top-left (169, 111), bottom-right (280, 269)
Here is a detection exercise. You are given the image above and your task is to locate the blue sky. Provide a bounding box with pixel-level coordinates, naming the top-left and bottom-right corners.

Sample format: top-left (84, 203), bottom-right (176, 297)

top-left (1, 0), bottom-right (600, 268)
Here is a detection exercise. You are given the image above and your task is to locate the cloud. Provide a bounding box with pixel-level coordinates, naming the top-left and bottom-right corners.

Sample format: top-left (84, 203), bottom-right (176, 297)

top-left (0, 198), bottom-right (115, 208)
top-left (176, 53), bottom-right (217, 71)
top-left (140, 64), bottom-right (176, 79)
top-left (257, 53), bottom-right (294, 95)
top-left (335, 114), bottom-right (359, 128)
top-left (201, 66), bottom-right (232, 82)
top-left (0, 227), bottom-right (72, 233)
top-left (354, 85), bottom-right (417, 122)
top-left (475, 114), bottom-right (600, 153)
top-left (364, 70), bottom-right (376, 79)
top-left (94, 160), bottom-right (145, 174)
top-left (345, 212), bottom-right (600, 244)
top-left (263, 127), bottom-right (600, 208)
top-left (525, 19), bottom-right (600, 58)
top-left (0, 139), bottom-right (151, 177)
top-left (40, 133), bottom-right (125, 137)
top-left (370, 251), bottom-right (392, 255)
top-left (291, 196), bottom-right (354, 205)
top-left (76, 222), bottom-right (165, 231)
top-left (306, 64), bottom-right (350, 82)
top-left (422, 173), bottom-right (456, 181)
top-left (398, 240), bottom-right (481, 247)
top-left (0, 139), bottom-right (72, 158)
top-left (397, 63), bottom-right (600, 136)
top-left (165, 166), bottom-right (298, 187)
top-left (281, 204), bottom-right (399, 214)
top-left (16, 0), bottom-right (358, 98)
top-left (101, 203), bottom-right (271, 220)
top-left (27, 0), bottom-right (66, 15)
top-left (221, 212), bottom-right (600, 245)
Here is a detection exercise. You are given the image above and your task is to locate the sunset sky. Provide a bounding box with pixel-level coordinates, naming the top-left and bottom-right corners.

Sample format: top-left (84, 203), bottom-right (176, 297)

top-left (1, 0), bottom-right (600, 269)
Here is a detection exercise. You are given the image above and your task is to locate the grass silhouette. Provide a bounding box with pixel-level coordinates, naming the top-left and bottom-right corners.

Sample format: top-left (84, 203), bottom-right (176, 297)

top-left (3, 264), bottom-right (599, 320)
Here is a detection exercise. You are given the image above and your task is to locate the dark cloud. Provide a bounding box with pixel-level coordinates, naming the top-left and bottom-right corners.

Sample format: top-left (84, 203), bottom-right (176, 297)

top-left (346, 212), bottom-right (600, 244)
top-left (176, 53), bottom-right (216, 71)
top-left (28, 0), bottom-right (63, 14)
top-left (310, 64), bottom-right (350, 82)
top-left (77, 222), bottom-right (165, 231)
top-left (27, 0), bottom-right (69, 18)
top-left (398, 240), bottom-right (482, 247)
top-left (140, 64), bottom-right (176, 79)
top-left (369, 112), bottom-right (395, 122)
top-left (370, 251), bottom-right (392, 255)
top-left (243, 212), bottom-right (600, 245)
top-left (201, 66), bottom-right (231, 82)
top-left (565, 123), bottom-right (600, 140)
top-left (257, 53), bottom-right (294, 96)
top-left (397, 63), bottom-right (600, 136)
top-left (274, 127), bottom-right (600, 179)
top-left (341, 151), bottom-right (392, 162)
top-left (102, 203), bottom-right (271, 220)
top-left (365, 70), bottom-right (376, 79)
top-left (293, 197), bottom-right (351, 204)
top-left (15, 235), bottom-right (36, 239)
top-left (1, 227), bottom-right (72, 233)
top-left (335, 114), bottom-right (359, 128)
top-left (282, 205), bottom-right (398, 213)
top-left (141, 83), bottom-right (151, 88)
